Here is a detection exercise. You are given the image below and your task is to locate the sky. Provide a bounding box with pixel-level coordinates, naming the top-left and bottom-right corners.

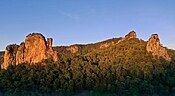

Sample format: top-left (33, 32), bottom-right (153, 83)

top-left (0, 0), bottom-right (175, 51)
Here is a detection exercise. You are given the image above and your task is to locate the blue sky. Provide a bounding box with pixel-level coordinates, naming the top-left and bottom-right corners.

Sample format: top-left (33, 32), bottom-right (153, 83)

top-left (0, 0), bottom-right (175, 51)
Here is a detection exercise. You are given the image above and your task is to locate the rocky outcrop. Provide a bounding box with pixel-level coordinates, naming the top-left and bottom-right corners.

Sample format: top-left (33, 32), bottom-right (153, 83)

top-left (100, 42), bottom-right (115, 49)
top-left (2, 44), bottom-right (19, 69)
top-left (1, 31), bottom-right (172, 69)
top-left (2, 33), bottom-right (58, 69)
top-left (67, 45), bottom-right (80, 53)
top-left (16, 42), bottom-right (25, 64)
top-left (125, 31), bottom-right (137, 39)
top-left (66, 31), bottom-right (137, 53)
top-left (99, 31), bottom-right (137, 49)
top-left (46, 38), bottom-right (58, 62)
top-left (116, 31), bottom-right (137, 44)
top-left (146, 34), bottom-right (171, 61)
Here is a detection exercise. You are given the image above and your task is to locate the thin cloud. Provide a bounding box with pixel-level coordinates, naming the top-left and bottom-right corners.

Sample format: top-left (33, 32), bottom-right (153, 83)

top-left (59, 11), bottom-right (80, 21)
top-left (167, 43), bottom-right (175, 50)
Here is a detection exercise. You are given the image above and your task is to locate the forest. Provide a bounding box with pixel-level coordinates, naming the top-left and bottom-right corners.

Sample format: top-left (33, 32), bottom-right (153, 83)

top-left (0, 38), bottom-right (175, 96)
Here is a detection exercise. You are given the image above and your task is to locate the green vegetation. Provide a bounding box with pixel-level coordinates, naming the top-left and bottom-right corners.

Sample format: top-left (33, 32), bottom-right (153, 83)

top-left (53, 38), bottom-right (122, 55)
top-left (0, 38), bottom-right (175, 95)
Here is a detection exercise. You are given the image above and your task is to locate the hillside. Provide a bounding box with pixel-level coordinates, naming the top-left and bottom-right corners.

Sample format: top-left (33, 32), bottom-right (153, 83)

top-left (0, 31), bottom-right (175, 95)
top-left (54, 38), bottom-right (121, 53)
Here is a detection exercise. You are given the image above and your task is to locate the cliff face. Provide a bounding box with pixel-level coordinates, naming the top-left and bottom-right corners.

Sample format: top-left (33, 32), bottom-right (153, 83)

top-left (2, 33), bottom-right (58, 69)
top-left (2, 44), bottom-right (19, 69)
top-left (146, 34), bottom-right (171, 61)
top-left (46, 38), bottom-right (58, 62)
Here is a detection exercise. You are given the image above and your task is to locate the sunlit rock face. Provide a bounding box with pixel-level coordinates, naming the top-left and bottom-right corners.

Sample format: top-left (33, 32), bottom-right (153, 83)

top-left (100, 42), bottom-right (114, 49)
top-left (2, 44), bottom-right (19, 69)
top-left (66, 31), bottom-right (137, 53)
top-left (2, 33), bottom-right (58, 69)
top-left (20, 33), bottom-right (48, 64)
top-left (16, 42), bottom-right (25, 64)
top-left (116, 31), bottom-right (137, 44)
top-left (146, 34), bottom-right (171, 61)
top-left (125, 31), bottom-right (137, 39)
top-left (100, 31), bottom-right (137, 49)
top-left (67, 45), bottom-right (80, 53)
top-left (46, 38), bottom-right (58, 62)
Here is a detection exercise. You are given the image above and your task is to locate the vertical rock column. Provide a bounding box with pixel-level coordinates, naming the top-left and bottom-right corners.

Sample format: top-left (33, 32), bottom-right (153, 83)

top-left (2, 44), bottom-right (19, 69)
top-left (146, 34), bottom-right (171, 61)
top-left (46, 38), bottom-right (58, 62)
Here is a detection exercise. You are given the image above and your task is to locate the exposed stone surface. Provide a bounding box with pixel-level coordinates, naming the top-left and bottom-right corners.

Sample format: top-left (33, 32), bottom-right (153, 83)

top-left (2, 44), bottom-right (19, 69)
top-left (100, 42), bottom-right (114, 49)
top-left (99, 31), bottom-right (137, 49)
top-left (66, 31), bottom-right (137, 53)
top-left (1, 31), bottom-right (172, 69)
top-left (46, 38), bottom-right (58, 62)
top-left (23, 33), bottom-right (48, 64)
top-left (116, 31), bottom-right (137, 44)
top-left (67, 45), bottom-right (80, 53)
top-left (125, 31), bottom-right (137, 39)
top-left (16, 42), bottom-right (25, 64)
top-left (146, 34), bottom-right (171, 61)
top-left (2, 33), bottom-right (58, 69)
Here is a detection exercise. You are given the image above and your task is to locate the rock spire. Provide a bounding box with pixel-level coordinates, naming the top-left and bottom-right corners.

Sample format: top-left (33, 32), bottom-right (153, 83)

top-left (146, 34), bottom-right (171, 61)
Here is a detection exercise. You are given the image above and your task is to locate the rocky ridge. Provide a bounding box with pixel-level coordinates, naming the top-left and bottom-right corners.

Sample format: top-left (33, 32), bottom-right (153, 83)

top-left (1, 31), bottom-right (172, 69)
top-left (67, 31), bottom-right (137, 53)
top-left (63, 31), bottom-right (171, 62)
top-left (1, 33), bottom-right (58, 69)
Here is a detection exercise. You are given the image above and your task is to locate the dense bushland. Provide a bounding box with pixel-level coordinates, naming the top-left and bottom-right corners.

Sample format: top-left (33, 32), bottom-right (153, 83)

top-left (0, 39), bottom-right (175, 96)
